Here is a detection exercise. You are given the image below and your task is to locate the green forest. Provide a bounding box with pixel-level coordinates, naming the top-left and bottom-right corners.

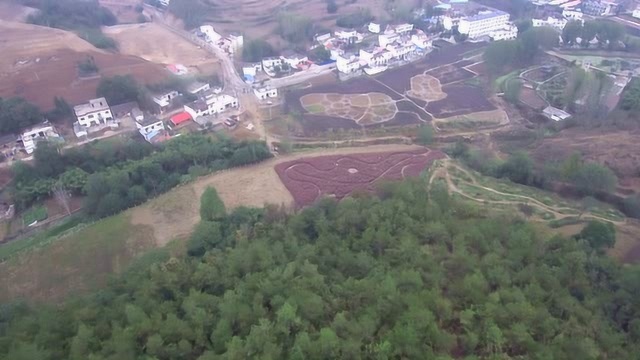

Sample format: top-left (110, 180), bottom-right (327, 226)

top-left (1, 179), bottom-right (639, 359)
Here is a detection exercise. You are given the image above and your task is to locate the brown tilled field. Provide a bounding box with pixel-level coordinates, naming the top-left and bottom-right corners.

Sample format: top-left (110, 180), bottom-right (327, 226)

top-left (0, 21), bottom-right (169, 110)
top-left (103, 23), bottom-right (220, 71)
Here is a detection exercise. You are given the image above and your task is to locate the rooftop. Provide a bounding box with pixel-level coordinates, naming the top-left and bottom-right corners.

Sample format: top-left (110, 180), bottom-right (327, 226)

top-left (137, 115), bottom-right (163, 127)
top-left (186, 81), bottom-right (209, 93)
top-left (73, 97), bottom-right (109, 117)
top-left (464, 10), bottom-right (509, 22)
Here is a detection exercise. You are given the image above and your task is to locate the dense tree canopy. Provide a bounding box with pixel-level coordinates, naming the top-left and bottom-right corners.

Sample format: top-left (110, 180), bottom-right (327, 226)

top-left (1, 180), bottom-right (639, 359)
top-left (336, 8), bottom-right (373, 28)
top-left (0, 97), bottom-right (42, 135)
top-left (96, 75), bottom-right (141, 106)
top-left (242, 39), bottom-right (276, 62)
top-left (483, 26), bottom-right (558, 75)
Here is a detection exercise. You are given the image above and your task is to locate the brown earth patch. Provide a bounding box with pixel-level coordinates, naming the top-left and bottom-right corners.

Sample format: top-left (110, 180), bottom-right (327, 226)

top-left (407, 74), bottom-right (447, 102)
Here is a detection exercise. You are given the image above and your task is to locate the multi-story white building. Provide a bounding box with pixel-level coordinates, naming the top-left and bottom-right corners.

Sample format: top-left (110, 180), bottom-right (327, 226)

top-left (378, 32), bottom-right (400, 47)
top-left (73, 97), bottom-right (113, 128)
top-left (563, 9), bottom-right (583, 20)
top-left (458, 10), bottom-right (511, 39)
top-left (135, 113), bottom-right (167, 143)
top-left (411, 30), bottom-right (433, 50)
top-left (184, 93), bottom-right (238, 119)
top-left (385, 23), bottom-right (414, 34)
top-left (336, 54), bottom-right (362, 73)
top-left (359, 47), bottom-right (393, 67)
top-left (335, 28), bottom-right (358, 41)
top-left (152, 90), bottom-right (180, 112)
top-left (262, 56), bottom-right (283, 70)
top-left (186, 82), bottom-right (211, 95)
top-left (228, 32), bottom-right (244, 51)
top-left (200, 25), bottom-right (222, 43)
top-left (20, 121), bottom-right (61, 154)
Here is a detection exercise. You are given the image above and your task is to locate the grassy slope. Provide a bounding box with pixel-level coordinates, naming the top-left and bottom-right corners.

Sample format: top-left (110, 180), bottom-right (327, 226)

top-left (0, 214), bottom-right (155, 303)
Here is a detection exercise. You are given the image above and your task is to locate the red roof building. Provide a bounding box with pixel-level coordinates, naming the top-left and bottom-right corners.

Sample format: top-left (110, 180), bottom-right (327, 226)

top-left (170, 112), bottom-right (192, 126)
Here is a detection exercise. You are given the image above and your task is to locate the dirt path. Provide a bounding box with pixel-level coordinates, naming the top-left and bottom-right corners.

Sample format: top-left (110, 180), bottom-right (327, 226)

top-left (430, 159), bottom-right (626, 225)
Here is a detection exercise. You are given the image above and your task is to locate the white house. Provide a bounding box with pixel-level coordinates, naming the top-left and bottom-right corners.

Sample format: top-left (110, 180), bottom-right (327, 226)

top-left (253, 86), bottom-right (278, 100)
top-left (532, 16), bottom-right (568, 30)
top-left (20, 121), bottom-right (61, 154)
top-left (386, 23), bottom-right (413, 34)
top-left (315, 32), bottom-right (332, 43)
top-left (335, 28), bottom-right (358, 40)
top-left (73, 97), bottom-right (113, 128)
top-left (158, 0), bottom-right (171, 6)
top-left (458, 10), bottom-right (510, 39)
top-left (281, 52), bottom-right (308, 68)
top-left (489, 25), bottom-right (519, 41)
top-left (186, 82), bottom-right (210, 95)
top-left (386, 42), bottom-right (415, 60)
top-left (378, 32), bottom-right (400, 47)
top-left (336, 54), bottom-right (362, 73)
top-left (152, 90), bottom-right (180, 111)
top-left (135, 113), bottom-right (166, 141)
top-left (184, 93), bottom-right (239, 119)
top-left (262, 56), bottom-right (283, 70)
top-left (200, 25), bottom-right (222, 43)
top-left (368, 22), bottom-right (381, 34)
top-left (229, 32), bottom-right (244, 51)
top-left (411, 30), bottom-right (432, 49)
top-left (359, 47), bottom-right (392, 67)
top-left (242, 63), bottom-right (261, 79)
top-left (633, 7), bottom-right (640, 19)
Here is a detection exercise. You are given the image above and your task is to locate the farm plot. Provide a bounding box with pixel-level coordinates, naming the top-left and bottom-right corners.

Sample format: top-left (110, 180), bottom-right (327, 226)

top-left (300, 93), bottom-right (398, 125)
top-left (407, 74), bottom-right (447, 102)
top-left (275, 148), bottom-right (446, 206)
top-left (427, 85), bottom-right (497, 118)
top-left (519, 86), bottom-right (547, 109)
top-left (426, 64), bottom-right (475, 85)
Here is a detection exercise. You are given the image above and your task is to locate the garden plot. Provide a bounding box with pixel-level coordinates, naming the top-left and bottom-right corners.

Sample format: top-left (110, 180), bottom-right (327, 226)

top-left (300, 92), bottom-right (398, 125)
top-left (275, 148), bottom-right (445, 206)
top-left (435, 109), bottom-right (509, 130)
top-left (407, 74), bottom-right (447, 102)
top-left (427, 85), bottom-right (497, 118)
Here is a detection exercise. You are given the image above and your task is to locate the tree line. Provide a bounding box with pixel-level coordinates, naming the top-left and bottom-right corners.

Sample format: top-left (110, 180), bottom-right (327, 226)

top-left (23, 0), bottom-right (118, 49)
top-left (11, 135), bottom-right (271, 218)
top-left (562, 19), bottom-right (625, 49)
top-left (1, 179), bottom-right (639, 359)
top-left (483, 26), bottom-right (558, 76)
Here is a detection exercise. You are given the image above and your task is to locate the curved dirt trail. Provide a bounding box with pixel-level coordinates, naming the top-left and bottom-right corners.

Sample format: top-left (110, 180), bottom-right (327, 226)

top-left (429, 160), bottom-right (626, 225)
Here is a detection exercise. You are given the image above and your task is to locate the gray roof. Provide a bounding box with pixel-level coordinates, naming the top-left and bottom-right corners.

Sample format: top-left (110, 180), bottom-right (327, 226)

top-left (137, 115), bottom-right (163, 127)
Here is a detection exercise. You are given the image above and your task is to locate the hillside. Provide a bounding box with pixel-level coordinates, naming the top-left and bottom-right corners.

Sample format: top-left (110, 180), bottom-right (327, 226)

top-left (0, 20), bottom-right (168, 109)
top-left (1, 178), bottom-right (639, 359)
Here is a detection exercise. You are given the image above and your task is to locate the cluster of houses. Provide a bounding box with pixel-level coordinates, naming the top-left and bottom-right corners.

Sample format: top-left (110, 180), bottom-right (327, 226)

top-left (320, 23), bottom-right (433, 75)
top-left (531, 0), bottom-right (622, 16)
top-left (196, 25), bottom-right (244, 57)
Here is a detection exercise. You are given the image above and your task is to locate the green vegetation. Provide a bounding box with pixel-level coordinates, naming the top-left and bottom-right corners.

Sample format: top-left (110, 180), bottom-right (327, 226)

top-left (168, 0), bottom-right (208, 29)
top-left (23, 0), bottom-right (118, 49)
top-left (416, 124), bottom-right (434, 145)
top-left (199, 187), bottom-right (226, 221)
top-left (96, 75), bottom-right (143, 106)
top-left (483, 27), bottom-right (558, 76)
top-left (1, 180), bottom-right (640, 358)
top-left (326, 0), bottom-right (338, 14)
top-left (336, 8), bottom-right (373, 28)
top-left (620, 78), bottom-right (640, 112)
top-left (22, 206), bottom-right (48, 225)
top-left (561, 19), bottom-right (625, 49)
top-left (77, 56), bottom-right (98, 76)
top-left (305, 104), bottom-right (325, 113)
top-left (309, 46), bottom-right (331, 63)
top-left (0, 97), bottom-right (42, 135)
top-left (242, 39), bottom-right (276, 62)
top-left (277, 13), bottom-right (315, 44)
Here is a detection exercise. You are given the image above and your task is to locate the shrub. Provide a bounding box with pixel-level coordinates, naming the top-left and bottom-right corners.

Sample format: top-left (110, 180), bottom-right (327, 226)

top-left (23, 206), bottom-right (48, 225)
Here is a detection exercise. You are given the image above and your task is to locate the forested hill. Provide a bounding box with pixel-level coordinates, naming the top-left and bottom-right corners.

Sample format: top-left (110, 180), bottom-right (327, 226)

top-left (1, 180), bottom-right (640, 359)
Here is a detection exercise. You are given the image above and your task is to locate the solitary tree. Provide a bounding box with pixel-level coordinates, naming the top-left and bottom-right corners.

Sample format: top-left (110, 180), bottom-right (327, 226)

top-left (200, 186), bottom-right (226, 221)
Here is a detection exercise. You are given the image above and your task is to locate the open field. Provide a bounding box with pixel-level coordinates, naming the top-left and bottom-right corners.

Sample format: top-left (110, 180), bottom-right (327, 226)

top-left (0, 144), bottom-right (421, 302)
top-left (519, 86), bottom-right (547, 109)
top-left (0, 21), bottom-right (168, 109)
top-left (434, 109), bottom-right (509, 131)
top-left (427, 85), bottom-right (496, 118)
top-left (275, 148), bottom-right (445, 206)
top-left (284, 43), bottom-right (488, 136)
top-left (103, 23), bottom-right (220, 71)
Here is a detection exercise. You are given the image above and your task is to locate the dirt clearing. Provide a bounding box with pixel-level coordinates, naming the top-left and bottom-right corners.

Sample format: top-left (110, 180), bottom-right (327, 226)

top-left (104, 23), bottom-right (220, 70)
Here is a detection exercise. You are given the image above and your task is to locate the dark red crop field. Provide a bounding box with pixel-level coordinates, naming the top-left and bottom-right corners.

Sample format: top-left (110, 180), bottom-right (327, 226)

top-left (426, 85), bottom-right (496, 118)
top-left (275, 149), bottom-right (445, 206)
